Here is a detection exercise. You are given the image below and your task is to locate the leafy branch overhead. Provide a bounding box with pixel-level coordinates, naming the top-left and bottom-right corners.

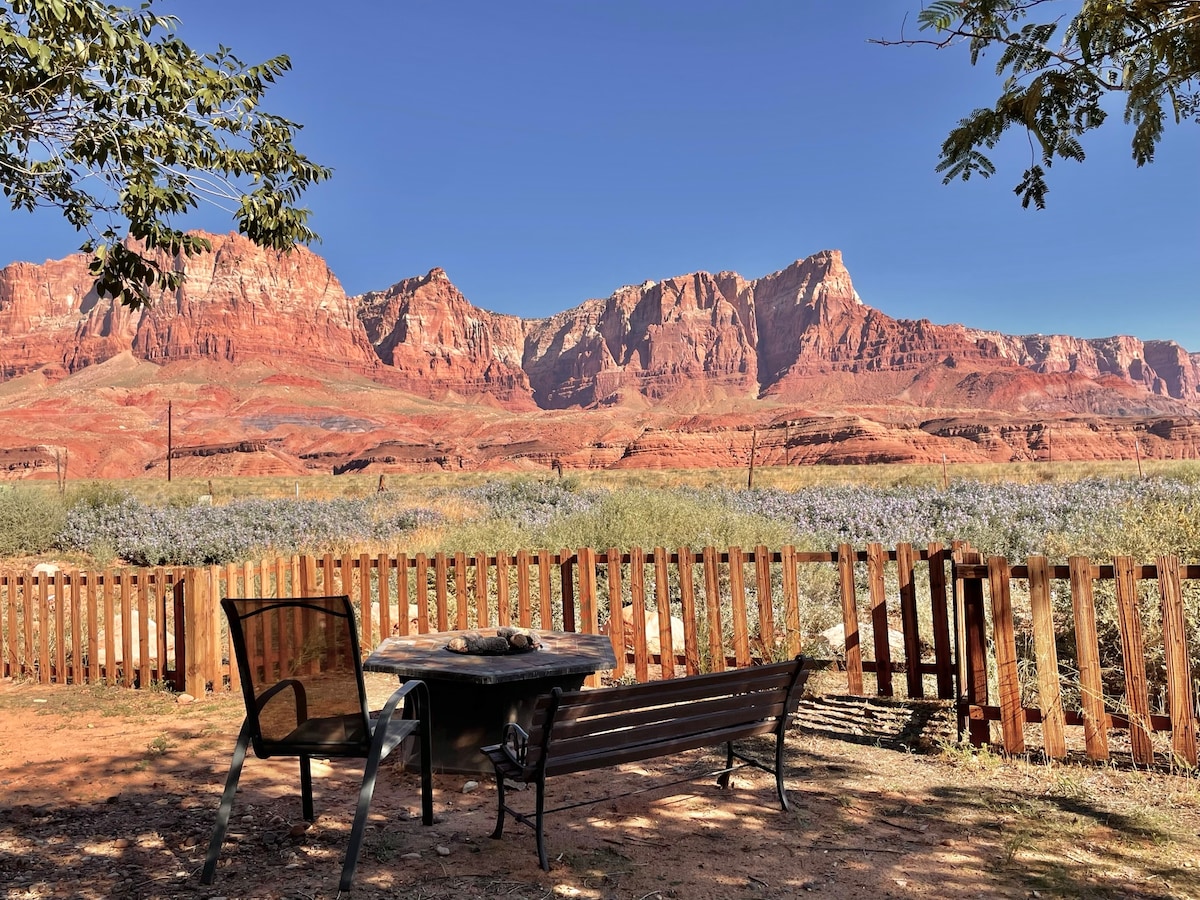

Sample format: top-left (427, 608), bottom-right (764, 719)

top-left (0, 0), bottom-right (331, 307)
top-left (876, 1), bottom-right (1199, 208)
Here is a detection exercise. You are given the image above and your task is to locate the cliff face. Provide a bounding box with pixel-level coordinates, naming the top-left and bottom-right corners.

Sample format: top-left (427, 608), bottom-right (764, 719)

top-left (0, 234), bottom-right (379, 380)
top-left (0, 233), bottom-right (1196, 418)
top-left (357, 267), bottom-right (535, 408)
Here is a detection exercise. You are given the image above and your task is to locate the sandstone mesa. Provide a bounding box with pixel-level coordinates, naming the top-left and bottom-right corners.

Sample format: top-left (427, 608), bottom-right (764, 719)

top-left (0, 232), bottom-right (1196, 479)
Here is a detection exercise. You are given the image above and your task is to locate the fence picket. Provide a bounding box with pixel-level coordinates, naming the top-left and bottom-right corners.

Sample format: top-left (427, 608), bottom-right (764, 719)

top-left (137, 572), bottom-right (151, 687)
top-left (558, 549), bottom-right (575, 633)
top-left (472, 552), bottom-right (488, 629)
top-left (396, 554), bottom-right (411, 636)
top-left (958, 548), bottom-right (989, 746)
top-left (1067, 556), bottom-right (1108, 759)
top-left (1028, 556), bottom-right (1066, 758)
top-left (86, 573), bottom-right (99, 683)
top-left (1157, 555), bottom-right (1198, 767)
top-left (537, 549), bottom-right (553, 630)
top-left (630, 546), bottom-right (649, 682)
top-left (897, 543), bottom-right (922, 698)
top-left (1114, 556), bottom-right (1155, 765)
top-left (68, 570), bottom-right (81, 684)
top-left (836, 544), bottom-right (863, 694)
top-left (496, 552), bottom-right (511, 628)
top-left (434, 552), bottom-right (449, 632)
top-left (378, 552), bottom-right (392, 637)
top-left (415, 554), bottom-right (430, 633)
top-left (728, 547), bottom-right (751, 667)
top-left (753, 545), bottom-right (775, 662)
top-left (606, 548), bottom-right (625, 679)
top-left (653, 547), bottom-right (673, 677)
top-left (677, 547), bottom-right (701, 676)
top-left (702, 546), bottom-right (724, 672)
top-left (454, 552), bottom-right (469, 631)
top-left (927, 543), bottom-right (954, 699)
top-left (866, 543), bottom-right (892, 696)
top-left (781, 545), bottom-right (802, 659)
top-left (987, 556), bottom-right (1024, 754)
top-left (516, 550), bottom-right (533, 628)
top-left (579, 548), bottom-right (598, 636)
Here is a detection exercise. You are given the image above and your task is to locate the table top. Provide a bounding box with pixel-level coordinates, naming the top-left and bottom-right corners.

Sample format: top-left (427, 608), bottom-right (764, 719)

top-left (363, 628), bottom-right (617, 685)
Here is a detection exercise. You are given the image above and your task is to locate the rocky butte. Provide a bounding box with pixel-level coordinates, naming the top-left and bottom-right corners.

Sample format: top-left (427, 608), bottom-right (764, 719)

top-left (0, 231), bottom-right (1196, 479)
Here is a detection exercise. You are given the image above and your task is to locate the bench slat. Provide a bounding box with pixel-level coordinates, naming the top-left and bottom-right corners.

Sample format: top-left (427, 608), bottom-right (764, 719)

top-left (549, 691), bottom-right (789, 741)
top-left (545, 720), bottom-right (781, 777)
top-left (548, 698), bottom-right (788, 761)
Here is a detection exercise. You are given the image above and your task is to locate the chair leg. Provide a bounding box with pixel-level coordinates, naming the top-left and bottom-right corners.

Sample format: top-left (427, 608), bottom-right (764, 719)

top-left (418, 716), bottom-right (433, 826)
top-left (339, 735), bottom-right (388, 891)
top-left (299, 754), bottom-right (314, 821)
top-left (201, 720), bottom-right (252, 885)
top-left (490, 770), bottom-right (507, 839)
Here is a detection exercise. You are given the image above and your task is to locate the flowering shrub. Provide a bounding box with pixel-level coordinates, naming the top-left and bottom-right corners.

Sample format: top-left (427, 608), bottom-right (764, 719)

top-left (59, 496), bottom-right (443, 566)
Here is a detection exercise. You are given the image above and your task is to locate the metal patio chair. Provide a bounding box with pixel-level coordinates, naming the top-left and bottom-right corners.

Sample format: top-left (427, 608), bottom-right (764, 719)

top-left (201, 595), bottom-right (433, 892)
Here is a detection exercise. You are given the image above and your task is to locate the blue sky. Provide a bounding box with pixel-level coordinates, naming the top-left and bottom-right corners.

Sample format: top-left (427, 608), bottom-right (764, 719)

top-left (3, 1), bottom-right (1198, 349)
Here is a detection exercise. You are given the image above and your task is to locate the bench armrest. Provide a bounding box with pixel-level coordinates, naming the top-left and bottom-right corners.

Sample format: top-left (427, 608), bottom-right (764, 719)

top-left (499, 721), bottom-right (530, 767)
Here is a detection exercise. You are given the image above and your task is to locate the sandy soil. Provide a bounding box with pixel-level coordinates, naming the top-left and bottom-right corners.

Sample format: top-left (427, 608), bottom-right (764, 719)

top-left (2, 676), bottom-right (1200, 900)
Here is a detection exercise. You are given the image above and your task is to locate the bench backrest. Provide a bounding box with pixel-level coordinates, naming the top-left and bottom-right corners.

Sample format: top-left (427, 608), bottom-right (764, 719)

top-left (528, 656), bottom-right (809, 778)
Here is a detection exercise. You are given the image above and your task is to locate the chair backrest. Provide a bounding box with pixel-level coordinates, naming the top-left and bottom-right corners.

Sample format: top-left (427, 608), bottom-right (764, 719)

top-left (222, 595), bottom-right (372, 759)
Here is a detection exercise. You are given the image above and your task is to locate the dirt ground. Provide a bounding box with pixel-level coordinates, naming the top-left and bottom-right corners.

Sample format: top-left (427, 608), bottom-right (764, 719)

top-left (2, 676), bottom-right (1200, 900)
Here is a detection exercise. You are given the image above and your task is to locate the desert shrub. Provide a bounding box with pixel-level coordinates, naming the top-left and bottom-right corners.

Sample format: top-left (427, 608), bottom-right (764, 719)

top-left (453, 478), bottom-right (601, 529)
top-left (66, 481), bottom-right (131, 510)
top-left (0, 487), bottom-right (67, 557)
top-left (540, 488), bottom-right (794, 552)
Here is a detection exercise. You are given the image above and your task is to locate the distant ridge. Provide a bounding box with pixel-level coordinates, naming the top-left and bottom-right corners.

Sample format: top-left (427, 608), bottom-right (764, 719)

top-left (0, 232), bottom-right (1196, 478)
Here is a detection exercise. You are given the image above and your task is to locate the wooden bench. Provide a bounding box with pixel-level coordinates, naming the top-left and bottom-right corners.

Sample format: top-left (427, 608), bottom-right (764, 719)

top-left (481, 655), bottom-right (812, 869)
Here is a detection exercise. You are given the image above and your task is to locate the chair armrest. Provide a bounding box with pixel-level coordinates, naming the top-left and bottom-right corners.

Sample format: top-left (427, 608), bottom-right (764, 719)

top-left (255, 678), bottom-right (308, 724)
top-left (375, 679), bottom-right (429, 733)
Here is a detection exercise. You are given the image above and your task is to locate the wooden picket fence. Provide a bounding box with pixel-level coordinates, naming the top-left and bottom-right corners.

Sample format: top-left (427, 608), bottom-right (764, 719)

top-left (176, 543), bottom-right (957, 700)
top-left (3, 544), bottom-right (1199, 767)
top-left (0, 567), bottom-right (184, 689)
top-left (955, 551), bottom-right (1200, 767)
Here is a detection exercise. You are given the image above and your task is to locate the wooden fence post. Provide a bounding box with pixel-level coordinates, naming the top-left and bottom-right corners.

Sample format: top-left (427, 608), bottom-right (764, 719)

top-left (183, 567), bottom-right (212, 697)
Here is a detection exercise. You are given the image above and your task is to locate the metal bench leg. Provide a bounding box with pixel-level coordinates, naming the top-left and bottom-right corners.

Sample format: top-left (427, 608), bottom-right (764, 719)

top-left (775, 725), bottom-right (790, 811)
top-left (717, 740), bottom-right (734, 789)
top-left (299, 754), bottom-right (314, 821)
top-left (535, 778), bottom-right (549, 871)
top-left (490, 771), bottom-right (507, 838)
top-left (201, 720), bottom-right (252, 884)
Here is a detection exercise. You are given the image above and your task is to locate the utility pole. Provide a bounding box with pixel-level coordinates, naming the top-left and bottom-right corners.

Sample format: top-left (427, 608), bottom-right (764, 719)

top-left (747, 427), bottom-right (758, 489)
top-left (167, 401), bottom-right (173, 482)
